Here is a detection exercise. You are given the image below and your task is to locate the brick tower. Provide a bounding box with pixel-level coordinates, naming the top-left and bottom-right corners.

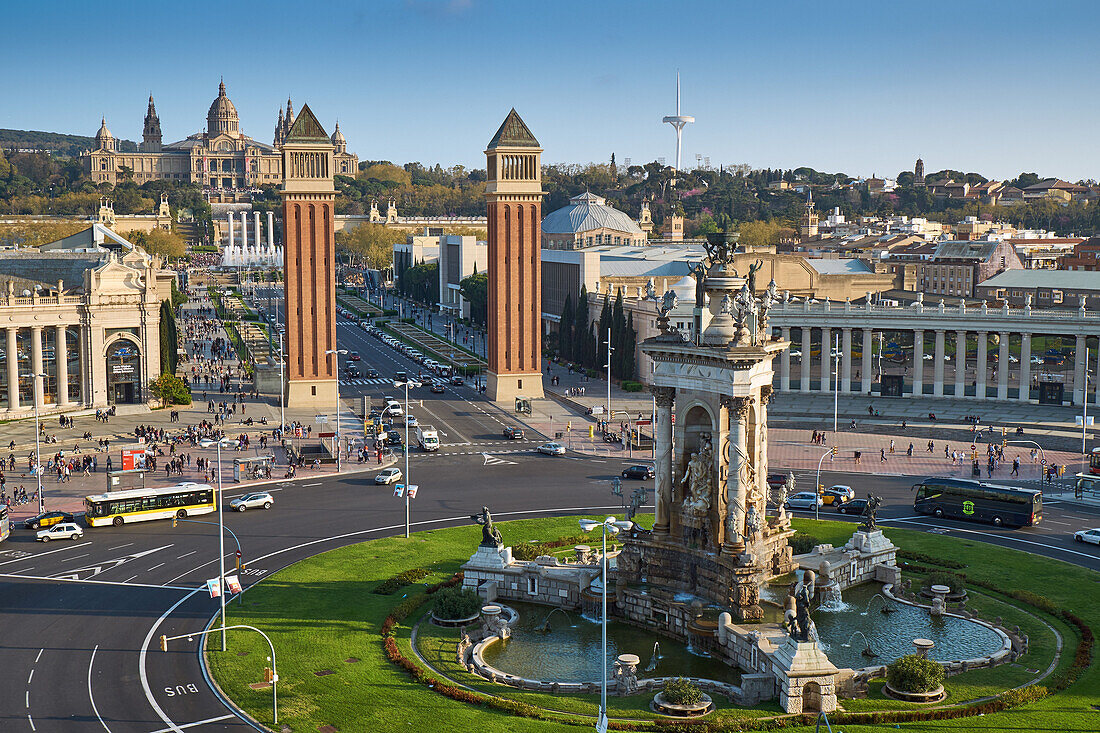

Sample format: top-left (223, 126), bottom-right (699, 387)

top-left (484, 109), bottom-right (545, 403)
top-left (280, 104), bottom-right (338, 408)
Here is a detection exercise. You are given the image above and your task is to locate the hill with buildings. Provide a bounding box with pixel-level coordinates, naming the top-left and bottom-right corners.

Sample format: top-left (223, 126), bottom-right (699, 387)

top-left (0, 128), bottom-right (138, 157)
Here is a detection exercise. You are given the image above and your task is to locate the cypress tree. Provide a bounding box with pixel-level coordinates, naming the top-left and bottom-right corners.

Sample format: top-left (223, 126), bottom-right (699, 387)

top-left (597, 293), bottom-right (612, 371)
top-left (623, 312), bottom-right (637, 381)
top-left (574, 285), bottom-right (590, 367)
top-left (611, 288), bottom-right (626, 378)
top-left (559, 294), bottom-right (574, 360)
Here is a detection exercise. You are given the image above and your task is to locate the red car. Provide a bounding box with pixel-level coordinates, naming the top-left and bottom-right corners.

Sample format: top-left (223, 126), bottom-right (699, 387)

top-left (349, 351), bottom-right (361, 361)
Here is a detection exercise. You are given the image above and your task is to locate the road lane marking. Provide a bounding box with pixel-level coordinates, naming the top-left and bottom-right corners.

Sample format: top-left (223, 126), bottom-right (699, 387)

top-left (27, 669), bottom-right (33, 684)
top-left (34, 649), bottom-right (42, 663)
top-left (108, 543), bottom-right (134, 551)
top-left (88, 645), bottom-right (112, 732)
top-left (148, 563), bottom-right (165, 571)
top-left (889, 518), bottom-right (1100, 560)
top-left (176, 551), bottom-right (197, 560)
top-left (50, 544), bottom-right (173, 581)
top-left (0, 541), bottom-right (92, 566)
top-left (0, 573), bottom-right (194, 591)
top-left (140, 589), bottom-right (202, 733)
top-left (124, 575), bottom-right (139, 583)
top-left (59, 553), bottom-right (91, 563)
top-left (304, 482), bottom-right (322, 487)
top-left (144, 714), bottom-right (235, 733)
top-left (27, 714), bottom-right (34, 731)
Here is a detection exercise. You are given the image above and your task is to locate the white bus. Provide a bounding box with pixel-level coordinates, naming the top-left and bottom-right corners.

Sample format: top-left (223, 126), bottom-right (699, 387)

top-left (84, 483), bottom-right (216, 527)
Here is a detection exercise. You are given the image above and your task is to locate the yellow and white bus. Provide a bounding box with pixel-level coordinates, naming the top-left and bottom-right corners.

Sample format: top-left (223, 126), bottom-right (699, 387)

top-left (0, 504), bottom-right (9, 543)
top-left (84, 483), bottom-right (216, 527)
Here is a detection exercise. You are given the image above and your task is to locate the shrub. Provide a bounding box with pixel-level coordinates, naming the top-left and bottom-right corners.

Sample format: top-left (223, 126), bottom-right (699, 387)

top-left (923, 570), bottom-right (964, 594)
top-left (621, 380), bottom-right (644, 392)
top-left (432, 586), bottom-right (482, 620)
top-left (148, 373), bottom-right (192, 405)
top-left (511, 542), bottom-right (542, 561)
top-left (396, 567), bottom-right (429, 584)
top-left (585, 369), bottom-right (599, 379)
top-left (373, 577), bottom-right (402, 595)
top-left (886, 654), bottom-right (944, 693)
top-left (897, 550), bottom-right (967, 569)
top-left (789, 532), bottom-right (820, 554)
top-left (662, 677), bottom-right (703, 705)
top-left (383, 309), bottom-right (399, 316)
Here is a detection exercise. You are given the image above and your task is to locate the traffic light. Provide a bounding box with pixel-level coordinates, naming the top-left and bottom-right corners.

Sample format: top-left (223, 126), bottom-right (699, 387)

top-left (159, 635), bottom-right (168, 652)
top-left (831, 446), bottom-right (838, 456)
top-left (264, 667), bottom-right (274, 683)
top-left (172, 518), bottom-right (177, 528)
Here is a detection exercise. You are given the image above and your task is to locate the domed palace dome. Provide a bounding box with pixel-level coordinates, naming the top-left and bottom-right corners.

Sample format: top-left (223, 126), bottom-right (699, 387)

top-left (330, 121), bottom-right (347, 153)
top-left (207, 80), bottom-right (240, 138)
top-left (94, 117), bottom-right (115, 151)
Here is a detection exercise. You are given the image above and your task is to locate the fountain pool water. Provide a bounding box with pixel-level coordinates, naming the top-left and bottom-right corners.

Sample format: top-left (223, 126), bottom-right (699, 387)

top-left (481, 601), bottom-right (740, 684)
top-left (811, 583), bottom-right (1003, 670)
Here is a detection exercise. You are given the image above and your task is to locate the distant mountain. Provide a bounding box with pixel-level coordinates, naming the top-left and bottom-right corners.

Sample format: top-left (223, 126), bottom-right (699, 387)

top-left (0, 129), bottom-right (138, 157)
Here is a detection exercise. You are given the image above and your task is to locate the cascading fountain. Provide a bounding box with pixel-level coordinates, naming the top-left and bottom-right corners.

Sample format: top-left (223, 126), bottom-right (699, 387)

top-left (841, 631), bottom-right (878, 659)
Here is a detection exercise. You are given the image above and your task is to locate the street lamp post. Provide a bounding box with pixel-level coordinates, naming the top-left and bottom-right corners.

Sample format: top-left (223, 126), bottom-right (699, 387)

top-left (201, 436), bottom-right (239, 651)
top-left (604, 327), bottom-right (613, 421)
top-left (579, 516), bottom-right (633, 733)
top-left (20, 372), bottom-right (47, 514)
top-left (814, 446), bottom-right (835, 521)
top-left (394, 379), bottom-right (422, 538)
top-left (325, 349), bottom-right (348, 470)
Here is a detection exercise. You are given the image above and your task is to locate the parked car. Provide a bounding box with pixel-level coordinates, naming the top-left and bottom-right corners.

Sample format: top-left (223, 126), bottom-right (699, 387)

top-left (230, 492), bottom-right (275, 512)
top-left (24, 511), bottom-right (75, 530)
top-left (537, 442), bottom-right (566, 456)
top-left (374, 468), bottom-right (403, 485)
top-left (621, 465), bottom-right (655, 480)
top-left (1073, 527), bottom-right (1100, 545)
top-left (36, 522), bottom-right (83, 541)
top-left (502, 426), bottom-right (525, 440)
top-left (784, 492), bottom-right (823, 511)
top-left (836, 498), bottom-right (869, 515)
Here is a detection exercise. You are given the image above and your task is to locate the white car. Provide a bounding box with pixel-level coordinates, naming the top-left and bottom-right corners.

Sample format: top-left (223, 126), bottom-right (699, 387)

top-left (1073, 527), bottom-right (1100, 545)
top-left (375, 467), bottom-right (403, 485)
top-left (230, 492), bottom-right (274, 511)
top-left (828, 485), bottom-right (855, 501)
top-left (538, 442), bottom-right (566, 456)
top-left (37, 522), bottom-right (83, 542)
top-left (406, 415), bottom-right (419, 427)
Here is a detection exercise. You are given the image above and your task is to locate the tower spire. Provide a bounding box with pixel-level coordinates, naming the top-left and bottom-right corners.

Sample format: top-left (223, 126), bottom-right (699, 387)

top-left (662, 71), bottom-right (694, 175)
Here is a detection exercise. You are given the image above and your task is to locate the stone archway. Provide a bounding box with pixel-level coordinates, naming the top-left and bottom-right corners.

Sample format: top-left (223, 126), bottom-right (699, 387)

top-left (802, 680), bottom-right (822, 712)
top-left (106, 339), bottom-right (141, 405)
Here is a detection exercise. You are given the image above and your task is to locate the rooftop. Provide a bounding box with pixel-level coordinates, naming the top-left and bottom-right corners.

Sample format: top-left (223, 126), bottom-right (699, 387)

top-left (542, 192), bottom-right (644, 237)
top-left (979, 269), bottom-right (1100, 290)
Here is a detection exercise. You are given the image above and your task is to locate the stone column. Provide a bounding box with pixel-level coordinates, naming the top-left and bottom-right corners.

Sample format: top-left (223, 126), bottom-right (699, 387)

top-left (240, 209), bottom-right (247, 250)
top-left (1074, 334), bottom-right (1087, 406)
top-left (933, 330), bottom-right (945, 396)
top-left (912, 329), bottom-right (924, 397)
top-left (227, 212), bottom-right (234, 250)
top-left (1019, 332), bottom-right (1031, 402)
top-left (861, 329), bottom-right (872, 393)
top-left (976, 332), bottom-right (988, 399)
top-left (254, 211), bottom-right (262, 252)
top-left (954, 330), bottom-right (966, 397)
top-left (6, 327), bottom-right (18, 410)
top-left (652, 387), bottom-right (674, 536)
top-left (267, 211), bottom-right (275, 248)
top-left (821, 327), bottom-right (832, 392)
top-left (30, 326), bottom-right (42, 407)
top-left (998, 332), bottom-right (1011, 400)
top-left (56, 325), bottom-right (69, 406)
top-left (799, 327), bottom-right (811, 392)
top-left (841, 328), bottom-right (852, 393)
top-left (780, 327), bottom-right (791, 392)
top-left (724, 396), bottom-right (750, 554)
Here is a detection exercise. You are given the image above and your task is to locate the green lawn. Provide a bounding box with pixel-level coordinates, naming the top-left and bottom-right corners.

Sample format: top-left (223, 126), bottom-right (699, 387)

top-left (208, 516), bottom-right (1098, 732)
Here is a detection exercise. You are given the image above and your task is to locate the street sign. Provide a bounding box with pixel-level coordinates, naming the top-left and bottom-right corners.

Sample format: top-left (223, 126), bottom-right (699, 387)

top-left (635, 419), bottom-right (652, 426)
top-left (225, 575), bottom-right (242, 594)
top-left (206, 578), bottom-right (221, 598)
top-left (315, 415), bottom-right (329, 424)
top-left (318, 431), bottom-right (335, 438)
top-left (393, 484), bottom-right (405, 498)
top-left (406, 484), bottom-right (418, 498)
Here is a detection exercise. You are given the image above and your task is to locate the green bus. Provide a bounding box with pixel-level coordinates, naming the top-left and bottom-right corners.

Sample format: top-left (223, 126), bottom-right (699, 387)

top-left (913, 477), bottom-right (1041, 528)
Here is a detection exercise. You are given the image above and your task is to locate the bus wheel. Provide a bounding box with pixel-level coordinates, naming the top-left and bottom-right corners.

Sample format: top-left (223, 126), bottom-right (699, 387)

top-left (992, 516), bottom-right (1003, 527)
top-left (176, 509), bottom-right (187, 519)
top-left (112, 516), bottom-right (124, 527)
top-left (933, 508), bottom-right (944, 518)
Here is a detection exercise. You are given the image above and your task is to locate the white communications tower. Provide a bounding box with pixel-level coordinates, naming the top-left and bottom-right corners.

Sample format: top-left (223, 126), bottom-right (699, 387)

top-left (662, 72), bottom-right (694, 174)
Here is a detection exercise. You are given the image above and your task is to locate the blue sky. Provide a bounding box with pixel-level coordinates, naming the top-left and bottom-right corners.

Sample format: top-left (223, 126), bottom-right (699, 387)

top-left (4, 0), bottom-right (1099, 180)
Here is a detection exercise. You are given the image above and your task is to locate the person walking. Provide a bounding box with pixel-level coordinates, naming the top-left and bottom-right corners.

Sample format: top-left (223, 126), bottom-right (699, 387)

top-left (880, 448), bottom-right (887, 462)
top-left (1011, 457), bottom-right (1020, 476)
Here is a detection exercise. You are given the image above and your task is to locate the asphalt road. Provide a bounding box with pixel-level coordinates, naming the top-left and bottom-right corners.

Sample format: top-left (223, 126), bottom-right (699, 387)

top-left (1, 293), bottom-right (1097, 731)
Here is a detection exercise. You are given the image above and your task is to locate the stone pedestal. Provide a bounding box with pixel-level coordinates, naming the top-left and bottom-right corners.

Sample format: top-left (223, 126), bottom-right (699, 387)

top-left (772, 638), bottom-right (838, 714)
top-left (849, 529), bottom-right (894, 554)
top-left (465, 544), bottom-right (512, 570)
top-left (929, 585), bottom-right (950, 616)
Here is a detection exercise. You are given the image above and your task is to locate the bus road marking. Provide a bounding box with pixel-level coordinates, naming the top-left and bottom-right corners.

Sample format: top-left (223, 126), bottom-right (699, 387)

top-left (49, 544), bottom-right (172, 581)
top-left (0, 542), bottom-right (92, 567)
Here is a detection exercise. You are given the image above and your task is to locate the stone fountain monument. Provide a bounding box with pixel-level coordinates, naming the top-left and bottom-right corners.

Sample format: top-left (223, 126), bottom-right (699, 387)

top-left (616, 230), bottom-right (795, 623)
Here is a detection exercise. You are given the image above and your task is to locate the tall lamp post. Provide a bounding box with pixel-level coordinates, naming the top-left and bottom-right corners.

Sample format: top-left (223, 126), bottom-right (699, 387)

top-left (578, 516), bottom-right (633, 733)
top-left (394, 378), bottom-right (422, 537)
top-left (20, 372), bottom-right (47, 514)
top-left (604, 327), bottom-right (613, 421)
top-left (325, 349), bottom-right (348, 470)
top-left (200, 436), bottom-right (239, 651)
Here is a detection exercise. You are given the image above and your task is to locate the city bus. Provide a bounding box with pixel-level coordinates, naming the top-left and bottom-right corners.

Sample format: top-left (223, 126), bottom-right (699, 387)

top-left (0, 505), bottom-right (9, 543)
top-left (1089, 448), bottom-right (1100, 475)
top-left (912, 477), bottom-right (1041, 528)
top-left (84, 483), bottom-right (216, 527)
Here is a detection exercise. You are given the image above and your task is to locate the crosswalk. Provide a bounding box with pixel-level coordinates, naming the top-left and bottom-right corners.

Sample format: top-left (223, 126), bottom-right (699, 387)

top-left (340, 377), bottom-right (392, 386)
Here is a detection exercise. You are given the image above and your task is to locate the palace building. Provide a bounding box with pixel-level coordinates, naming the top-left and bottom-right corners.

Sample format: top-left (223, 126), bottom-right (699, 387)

top-left (81, 81), bottom-right (357, 202)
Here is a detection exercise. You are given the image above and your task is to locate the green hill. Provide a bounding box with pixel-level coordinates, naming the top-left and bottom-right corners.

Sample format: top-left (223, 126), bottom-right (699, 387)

top-left (0, 128), bottom-right (138, 157)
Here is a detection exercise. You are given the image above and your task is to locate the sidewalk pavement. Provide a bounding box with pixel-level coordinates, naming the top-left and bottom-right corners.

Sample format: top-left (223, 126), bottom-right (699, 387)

top-left (2, 295), bottom-right (381, 524)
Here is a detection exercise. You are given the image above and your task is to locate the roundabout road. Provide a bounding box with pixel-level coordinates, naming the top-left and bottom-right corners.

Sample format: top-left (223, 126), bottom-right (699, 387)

top-left (2, 452), bottom-right (1097, 731)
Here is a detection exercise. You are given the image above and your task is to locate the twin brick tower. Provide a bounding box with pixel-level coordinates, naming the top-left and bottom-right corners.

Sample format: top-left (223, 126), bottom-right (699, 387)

top-left (282, 109), bottom-right (544, 408)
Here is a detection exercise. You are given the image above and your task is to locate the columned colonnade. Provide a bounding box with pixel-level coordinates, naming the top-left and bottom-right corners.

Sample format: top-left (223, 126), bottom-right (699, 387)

top-left (772, 298), bottom-right (1100, 405)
